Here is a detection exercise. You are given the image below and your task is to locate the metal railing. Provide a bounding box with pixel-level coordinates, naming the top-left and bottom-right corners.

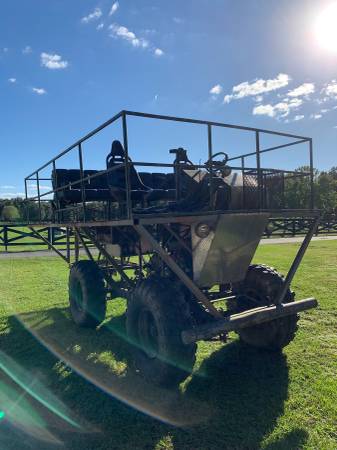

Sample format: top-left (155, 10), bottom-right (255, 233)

top-left (25, 110), bottom-right (315, 224)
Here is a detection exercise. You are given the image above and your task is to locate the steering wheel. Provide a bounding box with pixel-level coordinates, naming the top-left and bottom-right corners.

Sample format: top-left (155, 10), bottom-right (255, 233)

top-left (204, 152), bottom-right (230, 175)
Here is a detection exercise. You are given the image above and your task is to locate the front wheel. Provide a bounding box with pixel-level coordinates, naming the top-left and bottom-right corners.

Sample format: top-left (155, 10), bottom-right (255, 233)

top-left (231, 264), bottom-right (299, 350)
top-left (126, 278), bottom-right (196, 387)
top-left (69, 260), bottom-right (106, 328)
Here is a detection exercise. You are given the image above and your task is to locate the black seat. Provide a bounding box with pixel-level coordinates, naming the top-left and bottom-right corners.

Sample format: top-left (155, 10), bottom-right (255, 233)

top-left (52, 169), bottom-right (111, 205)
top-left (52, 140), bottom-right (177, 206)
top-left (106, 140), bottom-right (175, 203)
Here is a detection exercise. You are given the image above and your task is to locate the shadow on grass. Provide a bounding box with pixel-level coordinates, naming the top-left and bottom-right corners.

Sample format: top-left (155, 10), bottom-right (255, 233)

top-left (0, 307), bottom-right (308, 450)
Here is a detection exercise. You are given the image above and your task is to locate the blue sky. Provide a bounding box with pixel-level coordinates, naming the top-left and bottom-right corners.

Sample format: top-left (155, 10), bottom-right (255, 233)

top-left (1, 0), bottom-right (337, 198)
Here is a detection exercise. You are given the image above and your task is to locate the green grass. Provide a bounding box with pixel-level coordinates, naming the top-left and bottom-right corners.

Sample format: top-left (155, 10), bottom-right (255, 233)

top-left (0, 241), bottom-right (336, 449)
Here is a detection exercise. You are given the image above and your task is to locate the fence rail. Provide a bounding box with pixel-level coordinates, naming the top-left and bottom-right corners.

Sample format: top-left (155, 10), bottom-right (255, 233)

top-left (0, 224), bottom-right (77, 252)
top-left (0, 217), bottom-right (336, 252)
top-left (266, 215), bottom-right (337, 237)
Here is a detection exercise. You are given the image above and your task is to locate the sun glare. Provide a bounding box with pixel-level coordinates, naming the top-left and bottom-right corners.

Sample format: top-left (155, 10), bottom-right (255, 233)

top-left (315, 2), bottom-right (337, 52)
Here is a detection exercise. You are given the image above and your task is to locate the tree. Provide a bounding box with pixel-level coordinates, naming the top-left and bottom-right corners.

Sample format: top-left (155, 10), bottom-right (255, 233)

top-left (1, 205), bottom-right (21, 222)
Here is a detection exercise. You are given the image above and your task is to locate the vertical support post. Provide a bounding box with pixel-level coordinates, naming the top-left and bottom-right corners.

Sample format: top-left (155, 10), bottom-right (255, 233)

top-left (52, 160), bottom-right (59, 223)
top-left (4, 226), bottom-right (8, 253)
top-left (122, 112), bottom-right (132, 220)
top-left (66, 227), bottom-right (71, 263)
top-left (255, 131), bottom-right (263, 209)
top-left (74, 227), bottom-right (80, 262)
top-left (36, 171), bottom-right (42, 222)
top-left (309, 139), bottom-right (314, 210)
top-left (275, 214), bottom-right (320, 304)
top-left (47, 227), bottom-right (52, 250)
top-left (281, 172), bottom-right (285, 209)
top-left (24, 179), bottom-right (30, 223)
top-left (241, 156), bottom-right (245, 209)
top-left (207, 124), bottom-right (214, 210)
top-left (78, 143), bottom-right (87, 222)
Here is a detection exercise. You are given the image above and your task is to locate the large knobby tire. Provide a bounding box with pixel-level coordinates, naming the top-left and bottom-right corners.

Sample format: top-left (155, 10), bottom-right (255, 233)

top-left (232, 264), bottom-right (298, 351)
top-left (69, 260), bottom-right (106, 328)
top-left (126, 278), bottom-right (196, 388)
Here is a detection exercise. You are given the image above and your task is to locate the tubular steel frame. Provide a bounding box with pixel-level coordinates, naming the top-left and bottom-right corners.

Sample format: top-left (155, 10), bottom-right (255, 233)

top-left (23, 110), bottom-right (320, 337)
top-left (25, 110), bottom-right (315, 226)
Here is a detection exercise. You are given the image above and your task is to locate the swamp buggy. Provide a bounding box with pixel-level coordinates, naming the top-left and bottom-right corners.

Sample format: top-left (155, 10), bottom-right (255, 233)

top-left (25, 111), bottom-right (319, 387)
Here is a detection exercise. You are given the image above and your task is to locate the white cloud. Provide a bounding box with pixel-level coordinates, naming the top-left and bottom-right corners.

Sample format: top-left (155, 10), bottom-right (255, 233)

top-left (253, 104), bottom-right (276, 117)
top-left (0, 192), bottom-right (25, 199)
top-left (310, 113), bottom-right (322, 120)
top-left (8, 78), bottom-right (16, 83)
top-left (0, 185), bottom-right (15, 189)
top-left (323, 81), bottom-right (337, 97)
top-left (2, 47), bottom-right (8, 53)
top-left (224, 73), bottom-right (290, 103)
top-left (254, 95), bottom-right (263, 102)
top-left (294, 115), bottom-right (304, 121)
top-left (173, 17), bottom-right (184, 24)
top-left (41, 52), bottom-right (68, 70)
top-left (287, 82), bottom-right (315, 97)
top-left (286, 98), bottom-right (303, 108)
top-left (22, 45), bottom-right (32, 54)
top-left (32, 87), bottom-right (47, 95)
top-left (109, 23), bottom-right (164, 57)
top-left (154, 48), bottom-right (164, 56)
top-left (109, 23), bottom-right (149, 48)
top-left (209, 84), bottom-right (223, 95)
top-left (109, 2), bottom-right (119, 16)
top-left (81, 8), bottom-right (102, 24)
top-left (224, 94), bottom-right (233, 103)
top-left (253, 98), bottom-right (302, 118)
top-left (96, 23), bottom-right (104, 31)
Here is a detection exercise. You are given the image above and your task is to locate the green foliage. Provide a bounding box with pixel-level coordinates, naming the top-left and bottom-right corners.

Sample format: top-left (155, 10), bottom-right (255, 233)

top-left (0, 198), bottom-right (52, 222)
top-left (315, 170), bottom-right (337, 211)
top-left (0, 205), bottom-right (20, 221)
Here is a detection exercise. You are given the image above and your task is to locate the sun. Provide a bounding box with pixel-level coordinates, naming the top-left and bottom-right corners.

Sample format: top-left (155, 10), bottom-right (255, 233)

top-left (315, 2), bottom-right (337, 52)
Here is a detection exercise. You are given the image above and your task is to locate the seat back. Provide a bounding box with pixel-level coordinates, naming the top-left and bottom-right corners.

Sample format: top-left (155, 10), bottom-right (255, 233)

top-left (106, 140), bottom-right (147, 190)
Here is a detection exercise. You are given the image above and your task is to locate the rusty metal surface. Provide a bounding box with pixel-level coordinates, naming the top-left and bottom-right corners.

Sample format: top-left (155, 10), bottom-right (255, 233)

top-left (192, 213), bottom-right (269, 286)
top-left (134, 223), bottom-right (223, 319)
top-left (182, 297), bottom-right (318, 344)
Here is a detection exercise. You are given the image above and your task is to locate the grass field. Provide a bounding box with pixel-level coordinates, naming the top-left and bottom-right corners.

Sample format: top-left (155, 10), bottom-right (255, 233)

top-left (0, 241), bottom-right (336, 449)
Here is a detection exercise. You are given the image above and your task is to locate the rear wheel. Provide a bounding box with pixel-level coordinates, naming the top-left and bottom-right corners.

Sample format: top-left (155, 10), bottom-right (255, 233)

top-left (69, 260), bottom-right (106, 328)
top-left (126, 278), bottom-right (196, 387)
top-left (232, 264), bottom-right (298, 350)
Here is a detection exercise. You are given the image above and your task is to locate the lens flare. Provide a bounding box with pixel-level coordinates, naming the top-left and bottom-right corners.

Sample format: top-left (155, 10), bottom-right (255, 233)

top-left (13, 309), bottom-right (209, 427)
top-left (315, 2), bottom-right (337, 52)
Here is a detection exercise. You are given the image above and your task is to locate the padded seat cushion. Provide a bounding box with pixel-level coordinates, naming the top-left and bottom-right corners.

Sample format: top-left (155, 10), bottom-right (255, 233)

top-left (52, 169), bottom-right (109, 190)
top-left (52, 168), bottom-right (176, 204)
